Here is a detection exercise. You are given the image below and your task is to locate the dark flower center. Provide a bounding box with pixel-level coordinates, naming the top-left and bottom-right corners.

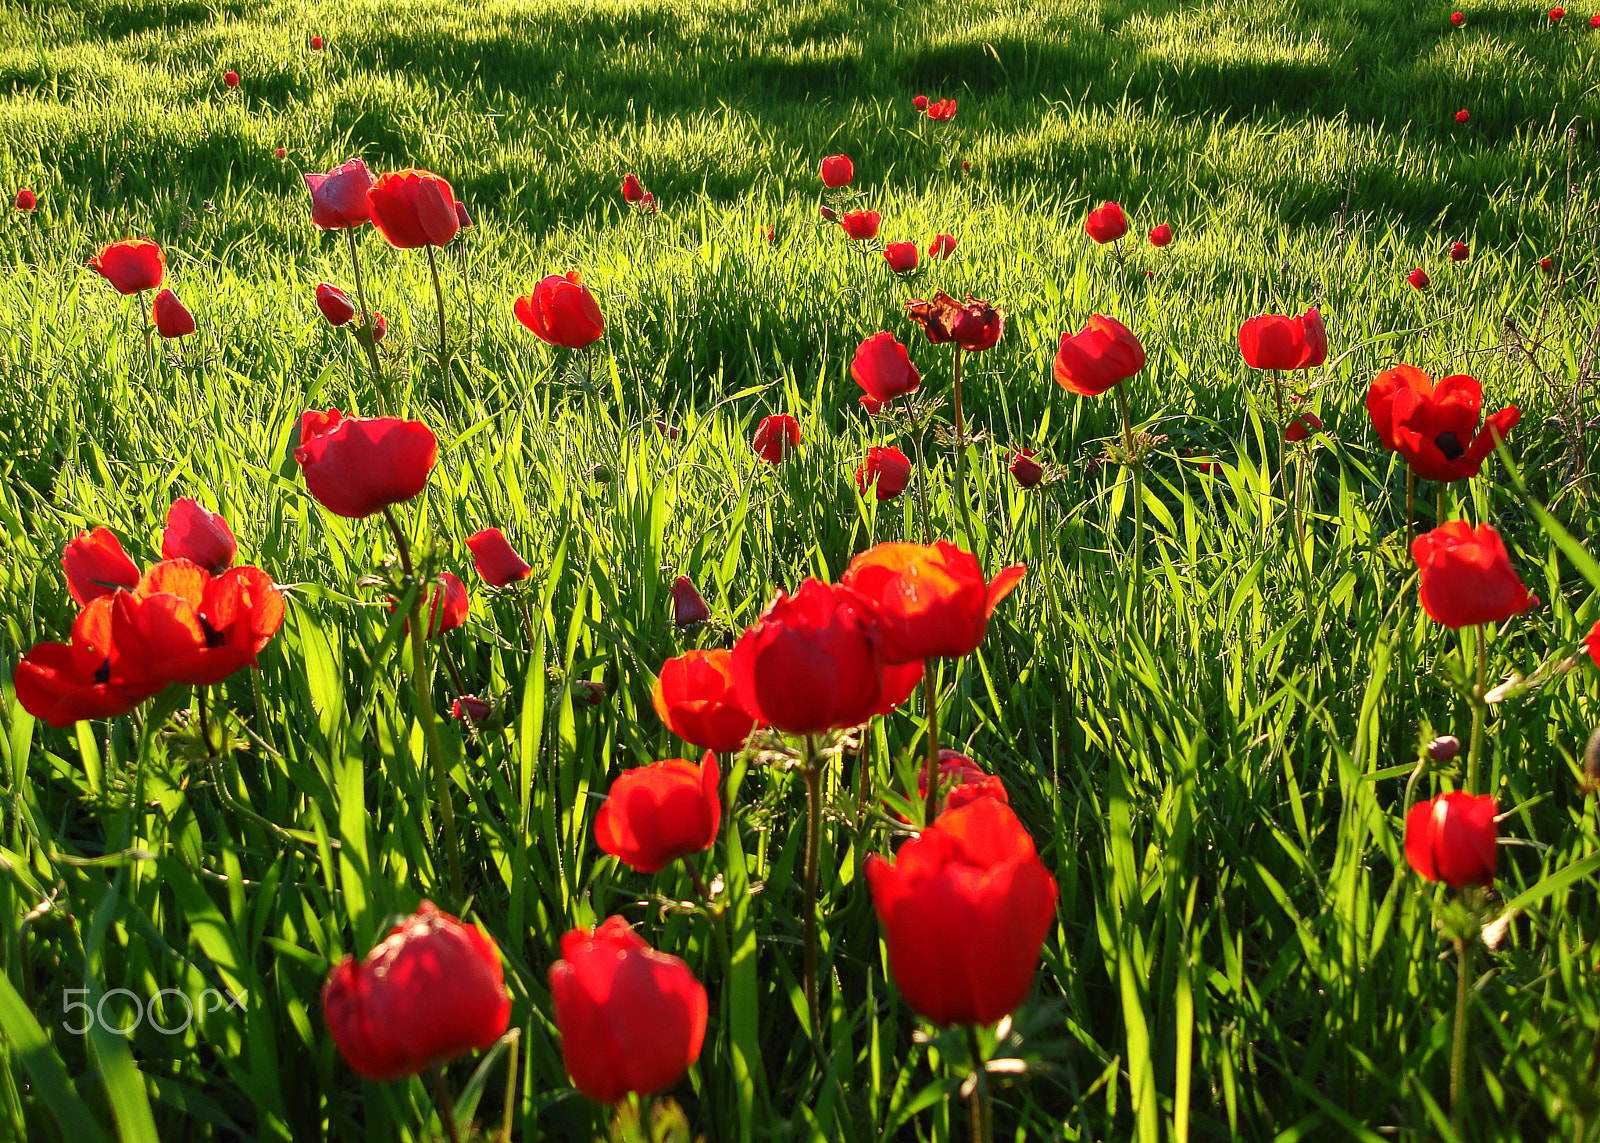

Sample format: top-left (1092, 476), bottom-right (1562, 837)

top-left (1433, 431), bottom-right (1464, 461)
top-left (93, 658), bottom-right (111, 685)
top-left (200, 617), bottom-right (226, 648)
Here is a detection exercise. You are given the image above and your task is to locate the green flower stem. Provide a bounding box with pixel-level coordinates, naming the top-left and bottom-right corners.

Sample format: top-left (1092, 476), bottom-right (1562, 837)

top-left (965, 1024), bottom-right (993, 1143)
top-left (922, 658), bottom-right (941, 827)
top-left (900, 393), bottom-right (934, 545)
top-left (384, 506), bottom-right (464, 903)
top-left (431, 1067), bottom-right (465, 1143)
top-left (1467, 626), bottom-right (1488, 796)
top-left (1115, 383), bottom-right (1144, 612)
top-left (1450, 936), bottom-right (1470, 1140)
top-left (801, 734), bottom-right (825, 1062)
top-left (425, 243), bottom-right (450, 372)
top-left (343, 227), bottom-right (390, 413)
top-left (136, 289), bottom-right (156, 380)
top-left (951, 345), bottom-right (981, 562)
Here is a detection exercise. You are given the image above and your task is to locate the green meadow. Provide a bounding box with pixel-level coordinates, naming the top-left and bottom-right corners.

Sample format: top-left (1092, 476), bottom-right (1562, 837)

top-left (2, 0), bottom-right (1600, 1140)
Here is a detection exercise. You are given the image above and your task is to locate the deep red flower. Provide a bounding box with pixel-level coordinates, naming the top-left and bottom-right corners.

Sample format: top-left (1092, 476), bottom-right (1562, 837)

top-left (851, 332), bottom-right (921, 406)
top-left (731, 579), bottom-right (918, 734)
top-left (421, 573), bottom-right (469, 637)
top-left (905, 292), bottom-right (1005, 352)
top-left (371, 312), bottom-right (388, 343)
top-left (926, 98), bottom-right (956, 121)
top-left (1148, 223), bottom-right (1173, 247)
top-left (1009, 449), bottom-right (1044, 488)
top-left (1237, 306), bottom-right (1327, 371)
top-left (819, 154), bottom-right (854, 188)
top-left (513, 272), bottom-right (605, 349)
top-left (1052, 314), bottom-right (1145, 396)
top-left (451, 694), bottom-right (491, 723)
top-left (866, 798), bottom-right (1057, 1027)
top-left (162, 499), bottom-right (235, 573)
top-left (1406, 267), bottom-right (1430, 290)
top-left (841, 541), bottom-right (1025, 663)
top-left (819, 205), bottom-right (837, 223)
top-left (751, 414), bottom-right (800, 464)
top-left (1451, 10), bottom-right (1464, 24)
top-left (13, 601), bottom-right (166, 727)
top-left (322, 901), bottom-right (510, 1081)
top-left (1384, 370), bottom-right (1518, 481)
top-left (310, 35), bottom-right (324, 49)
top-left (621, 173), bottom-right (644, 204)
top-left (1084, 201), bottom-right (1128, 244)
top-left (883, 241), bottom-right (919, 273)
top-left (1450, 241), bottom-right (1469, 261)
top-left (1284, 411), bottom-right (1323, 442)
top-left (1551, 7), bottom-right (1566, 20)
top-left (1455, 109), bottom-right (1470, 124)
top-left (1412, 521), bottom-right (1534, 629)
top-left (115, 560), bottom-right (285, 686)
top-left (840, 210), bottom-right (881, 241)
top-left (14, 189), bottom-right (35, 211)
top-left (466, 528), bottom-right (532, 586)
top-left (640, 192), bottom-right (657, 214)
top-left (455, 203), bottom-right (472, 228)
top-left (1540, 256), bottom-right (1554, 272)
top-left (275, 147), bottom-right (287, 160)
top-left (913, 95), bottom-right (929, 110)
top-left (652, 649), bottom-right (755, 753)
top-left (152, 289), bottom-right (195, 338)
top-left (927, 233), bottom-right (957, 259)
top-left (367, 168), bottom-right (460, 248)
top-left (549, 917), bottom-right (707, 1103)
top-left (294, 409), bottom-right (438, 518)
top-left (595, 751), bottom-right (720, 874)
top-left (1591, 12), bottom-right (1600, 26)
top-left (1404, 792), bottom-right (1498, 888)
top-left (670, 575), bottom-right (711, 627)
top-left (224, 70), bottom-right (239, 88)
top-left (304, 159), bottom-right (375, 230)
top-left (315, 283), bottom-right (356, 326)
top-left (62, 527), bottom-right (139, 606)
top-left (1587, 619), bottom-right (1600, 664)
top-left (89, 239), bottom-right (164, 294)
top-left (856, 446), bottom-right (912, 501)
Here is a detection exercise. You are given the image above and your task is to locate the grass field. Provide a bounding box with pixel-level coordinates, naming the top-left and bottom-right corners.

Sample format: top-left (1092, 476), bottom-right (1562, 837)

top-left (3, 0), bottom-right (1600, 1140)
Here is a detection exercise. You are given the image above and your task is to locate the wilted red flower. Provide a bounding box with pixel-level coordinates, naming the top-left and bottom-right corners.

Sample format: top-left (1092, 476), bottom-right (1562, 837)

top-left (926, 98), bottom-right (956, 121)
top-left (1413, 521), bottom-right (1534, 628)
top-left (466, 528), bottom-right (531, 587)
top-left (905, 291), bottom-right (1005, 352)
top-left (13, 603), bottom-right (165, 727)
top-left (89, 238), bottom-right (165, 294)
top-left (152, 289), bottom-right (195, 338)
top-left (595, 751), bottom-right (720, 874)
top-left (621, 173), bottom-right (645, 204)
top-left (1009, 449), bottom-right (1044, 488)
top-left (162, 499), bottom-right (235, 573)
top-left (653, 649), bottom-right (755, 753)
top-left (1406, 267), bottom-right (1430, 290)
top-left (883, 241), bottom-right (919, 273)
top-left (1378, 369), bottom-right (1518, 482)
top-left (451, 694), bottom-right (491, 723)
top-left (1284, 411), bottom-right (1323, 442)
top-left (1405, 792), bottom-right (1498, 888)
top-left (1455, 109), bottom-right (1470, 124)
top-left (62, 528), bottom-right (140, 606)
top-left (751, 414), bottom-right (800, 464)
top-left (310, 35), bottom-right (324, 49)
top-left (1052, 314), bottom-right (1145, 396)
top-left (1148, 223), bottom-right (1173, 247)
top-left (851, 332), bottom-right (921, 406)
top-left (14, 189), bottom-right (35, 211)
top-left (839, 210), bottom-right (881, 240)
top-left (315, 283), bottom-right (356, 326)
top-left (927, 233), bottom-right (957, 259)
top-left (670, 575), bottom-right (711, 627)
top-left (294, 409), bottom-right (438, 518)
top-left (856, 446), bottom-right (912, 501)
top-left (866, 798), bottom-right (1056, 1027)
top-left (1237, 306), bottom-right (1327, 371)
top-left (549, 917), bottom-right (707, 1103)
top-left (1450, 241), bottom-right (1469, 261)
top-left (224, 70), bottom-right (239, 88)
top-left (842, 541), bottom-right (1025, 663)
top-left (731, 579), bottom-right (920, 734)
top-left (367, 168), bottom-right (460, 248)
top-left (304, 159), bottom-right (375, 230)
top-left (1451, 10), bottom-right (1464, 24)
top-left (118, 560), bottom-right (285, 686)
top-left (912, 94), bottom-right (929, 110)
top-left (1084, 201), bottom-right (1129, 244)
top-left (819, 154), bottom-right (854, 188)
top-left (513, 272), bottom-right (605, 348)
top-left (322, 901), bottom-right (510, 1081)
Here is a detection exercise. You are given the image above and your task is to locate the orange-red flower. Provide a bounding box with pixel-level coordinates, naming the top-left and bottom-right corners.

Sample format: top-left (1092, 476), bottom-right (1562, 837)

top-left (1052, 315), bottom-right (1145, 396)
top-left (1404, 792), bottom-right (1498, 888)
top-left (1412, 521), bottom-right (1534, 629)
top-left (652, 649), bottom-right (755, 753)
top-left (513, 272), bottom-right (605, 348)
top-left (595, 751), bottom-right (721, 874)
top-left (295, 409), bottom-right (438, 518)
top-left (366, 168), bottom-right (461, 248)
top-left (841, 541), bottom-right (1025, 663)
top-left (926, 98), bottom-right (957, 121)
top-left (114, 560), bottom-right (285, 686)
top-left (89, 239), bottom-right (165, 294)
top-left (1376, 369), bottom-right (1518, 482)
top-left (905, 292), bottom-right (1004, 352)
top-left (1237, 306), bottom-right (1327, 371)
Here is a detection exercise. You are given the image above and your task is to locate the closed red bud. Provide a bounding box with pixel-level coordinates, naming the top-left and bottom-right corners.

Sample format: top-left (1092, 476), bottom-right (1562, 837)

top-left (855, 446), bottom-right (912, 501)
top-left (1540, 256), bottom-right (1554, 272)
top-left (1413, 521), bottom-right (1534, 629)
top-left (224, 70), bottom-right (239, 87)
top-left (1427, 735), bottom-right (1461, 761)
top-left (451, 694), bottom-right (491, 723)
top-left (1084, 201), bottom-right (1128, 244)
top-left (1284, 412), bottom-right (1322, 442)
top-left (841, 541), bottom-right (1025, 663)
top-left (1052, 315), bottom-right (1145, 396)
top-left (315, 282), bottom-right (357, 326)
top-left (89, 238), bottom-right (165, 294)
top-left (423, 573), bottom-right (469, 637)
top-left (62, 528), bottom-right (140, 606)
top-left (621, 173), bottom-right (645, 203)
top-left (595, 751), bottom-right (720, 874)
top-left (839, 209), bottom-right (881, 240)
top-left (549, 918), bottom-right (707, 1103)
top-left (1406, 267), bottom-right (1430, 290)
top-left (513, 271), bottom-right (605, 348)
top-left (1404, 792), bottom-right (1497, 888)
top-left (819, 154), bottom-right (854, 188)
top-left (1551, 7), bottom-right (1566, 20)
top-left (161, 498), bottom-right (236, 573)
top-left (1148, 223), bottom-right (1173, 247)
top-left (640, 192), bottom-right (657, 214)
top-left (152, 289), bottom-right (195, 338)
top-left (819, 205), bottom-right (838, 222)
top-left (883, 241), bottom-right (919, 273)
top-left (310, 35), bottom-right (324, 49)
top-left (1455, 109), bottom-right (1470, 124)
top-left (275, 147), bottom-right (286, 159)
top-left (653, 649), bottom-right (755, 753)
top-left (573, 679), bottom-right (606, 706)
top-left (927, 233), bottom-right (957, 259)
top-left (1009, 449), bottom-right (1044, 488)
top-left (1450, 241), bottom-right (1469, 261)
top-left (294, 408), bottom-right (438, 518)
top-left (1451, 10), bottom-right (1464, 23)
top-left (322, 901), bottom-right (510, 1080)
top-left (455, 202), bottom-right (472, 228)
top-left (670, 575), bottom-right (711, 627)
top-left (367, 168), bottom-right (461, 248)
top-left (370, 312), bottom-right (387, 343)
top-left (466, 528), bottom-right (532, 587)
top-left (751, 414), bottom-right (800, 464)
top-left (851, 332), bottom-right (921, 405)
top-left (912, 95), bottom-right (929, 110)
top-left (304, 158), bottom-right (375, 230)
top-left (1237, 306), bottom-right (1327, 371)
top-left (14, 188), bottom-right (36, 211)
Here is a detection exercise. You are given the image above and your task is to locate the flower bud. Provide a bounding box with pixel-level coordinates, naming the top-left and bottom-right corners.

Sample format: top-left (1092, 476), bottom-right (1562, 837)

top-left (1427, 734), bottom-right (1461, 761)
